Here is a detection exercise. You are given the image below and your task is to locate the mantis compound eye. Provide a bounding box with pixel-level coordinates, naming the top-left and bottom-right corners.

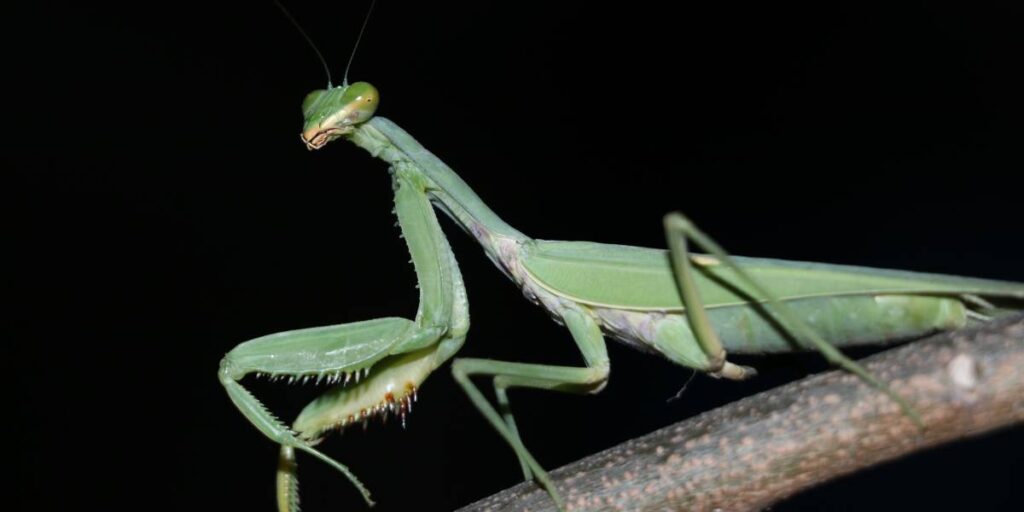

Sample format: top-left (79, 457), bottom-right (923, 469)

top-left (302, 89), bottom-right (327, 118)
top-left (339, 81), bottom-right (379, 123)
top-left (301, 81), bottom-right (380, 150)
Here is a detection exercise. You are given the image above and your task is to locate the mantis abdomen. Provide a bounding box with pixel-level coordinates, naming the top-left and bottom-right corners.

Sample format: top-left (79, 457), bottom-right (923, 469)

top-left (693, 294), bottom-right (965, 353)
top-left (519, 240), bottom-right (1019, 357)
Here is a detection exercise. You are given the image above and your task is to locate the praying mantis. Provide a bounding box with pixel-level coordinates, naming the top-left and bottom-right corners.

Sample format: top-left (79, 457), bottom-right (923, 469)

top-left (219, 4), bottom-right (1024, 511)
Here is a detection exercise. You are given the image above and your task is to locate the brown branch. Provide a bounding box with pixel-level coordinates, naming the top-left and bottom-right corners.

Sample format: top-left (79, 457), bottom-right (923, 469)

top-left (458, 314), bottom-right (1024, 512)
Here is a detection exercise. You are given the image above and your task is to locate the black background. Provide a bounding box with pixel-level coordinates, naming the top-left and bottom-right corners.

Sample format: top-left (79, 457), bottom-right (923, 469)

top-left (11, 2), bottom-right (1024, 511)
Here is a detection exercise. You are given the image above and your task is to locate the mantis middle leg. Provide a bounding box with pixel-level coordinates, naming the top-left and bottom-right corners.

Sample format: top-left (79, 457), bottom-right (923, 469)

top-left (451, 307), bottom-right (609, 511)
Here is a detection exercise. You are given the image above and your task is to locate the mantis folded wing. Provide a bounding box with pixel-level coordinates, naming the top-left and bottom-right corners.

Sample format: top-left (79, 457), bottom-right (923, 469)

top-left (220, 81), bottom-right (1024, 511)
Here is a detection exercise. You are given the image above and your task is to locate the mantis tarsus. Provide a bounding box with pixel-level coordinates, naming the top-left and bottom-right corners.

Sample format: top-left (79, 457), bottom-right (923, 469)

top-left (220, 6), bottom-right (1024, 511)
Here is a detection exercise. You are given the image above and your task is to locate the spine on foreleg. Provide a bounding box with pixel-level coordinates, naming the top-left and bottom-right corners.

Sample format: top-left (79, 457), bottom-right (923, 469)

top-left (715, 294), bottom-right (967, 354)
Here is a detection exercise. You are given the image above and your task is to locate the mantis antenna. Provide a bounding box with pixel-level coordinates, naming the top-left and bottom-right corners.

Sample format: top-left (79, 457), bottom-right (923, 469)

top-left (273, 0), bottom-right (333, 88)
top-left (342, 0), bottom-right (377, 87)
top-left (273, 0), bottom-right (378, 89)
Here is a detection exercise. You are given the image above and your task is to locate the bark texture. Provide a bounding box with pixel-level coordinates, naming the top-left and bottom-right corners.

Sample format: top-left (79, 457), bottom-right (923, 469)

top-left (459, 315), bottom-right (1024, 512)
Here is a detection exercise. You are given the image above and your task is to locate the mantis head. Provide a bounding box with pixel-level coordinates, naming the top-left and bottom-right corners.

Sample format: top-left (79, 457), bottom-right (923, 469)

top-left (301, 81), bottom-right (380, 150)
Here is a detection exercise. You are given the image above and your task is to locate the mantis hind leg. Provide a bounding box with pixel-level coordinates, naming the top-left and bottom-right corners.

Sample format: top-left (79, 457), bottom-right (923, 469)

top-left (662, 213), bottom-right (756, 380)
top-left (662, 212), bottom-right (922, 424)
top-left (451, 308), bottom-right (609, 511)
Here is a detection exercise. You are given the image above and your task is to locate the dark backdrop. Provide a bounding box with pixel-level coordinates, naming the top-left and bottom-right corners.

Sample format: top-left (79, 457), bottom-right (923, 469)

top-left (11, 2), bottom-right (1023, 511)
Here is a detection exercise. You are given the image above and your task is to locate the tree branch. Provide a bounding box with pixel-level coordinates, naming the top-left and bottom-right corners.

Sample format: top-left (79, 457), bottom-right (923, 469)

top-left (459, 314), bottom-right (1024, 512)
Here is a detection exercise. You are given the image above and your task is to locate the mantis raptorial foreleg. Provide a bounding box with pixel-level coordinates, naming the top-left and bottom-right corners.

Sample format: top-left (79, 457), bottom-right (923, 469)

top-left (451, 308), bottom-right (610, 510)
top-left (220, 164), bottom-right (470, 510)
top-left (276, 446), bottom-right (299, 512)
top-left (217, 319), bottom-right (405, 504)
top-left (662, 212), bottom-right (921, 423)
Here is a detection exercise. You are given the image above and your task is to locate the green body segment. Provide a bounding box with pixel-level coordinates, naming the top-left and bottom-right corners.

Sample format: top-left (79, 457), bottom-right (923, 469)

top-left (698, 294), bottom-right (966, 353)
top-left (392, 164), bottom-right (455, 331)
top-left (521, 241), bottom-right (1024, 311)
top-left (522, 240), bottom-right (1024, 353)
top-left (359, 117), bottom-right (527, 240)
top-left (293, 346), bottom-right (438, 438)
top-left (223, 317), bottom-right (414, 379)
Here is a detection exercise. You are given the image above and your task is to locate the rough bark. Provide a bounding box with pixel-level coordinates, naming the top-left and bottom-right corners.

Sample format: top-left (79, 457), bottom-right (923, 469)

top-left (459, 315), bottom-right (1024, 512)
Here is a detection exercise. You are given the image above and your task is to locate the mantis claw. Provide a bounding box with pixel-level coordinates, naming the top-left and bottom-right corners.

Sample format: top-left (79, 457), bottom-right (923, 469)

top-left (709, 361), bottom-right (758, 381)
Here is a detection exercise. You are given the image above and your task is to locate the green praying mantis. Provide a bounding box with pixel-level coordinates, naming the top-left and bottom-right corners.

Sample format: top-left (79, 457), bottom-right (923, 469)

top-left (219, 7), bottom-right (1024, 511)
